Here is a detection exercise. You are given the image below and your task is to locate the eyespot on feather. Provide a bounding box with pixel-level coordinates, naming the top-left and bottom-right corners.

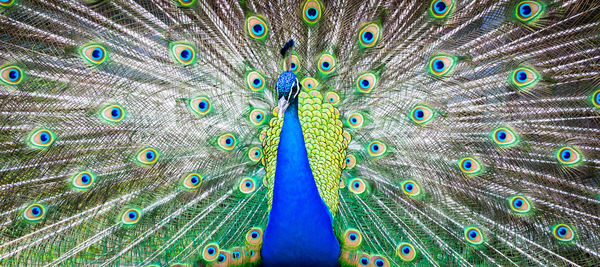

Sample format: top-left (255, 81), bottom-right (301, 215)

top-left (80, 43), bottom-right (108, 65)
top-left (136, 147), bottom-right (159, 165)
top-left (302, 0), bottom-right (323, 24)
top-left (464, 226), bottom-right (485, 245)
top-left (189, 96), bottom-right (212, 116)
top-left (552, 224), bottom-right (575, 242)
top-left (23, 203), bottom-right (46, 222)
top-left (358, 22), bottom-right (381, 48)
top-left (515, 1), bottom-right (545, 23)
top-left (491, 126), bottom-right (519, 147)
top-left (401, 180), bottom-right (421, 197)
top-left (556, 146), bottom-right (582, 166)
top-left (318, 53), bottom-right (336, 75)
top-left (458, 157), bottom-right (483, 175)
top-left (100, 104), bottom-right (125, 123)
top-left (28, 129), bottom-right (55, 148)
top-left (410, 105), bottom-right (435, 125)
top-left (510, 66), bottom-right (539, 89)
top-left (239, 177), bottom-right (256, 194)
top-left (301, 77), bottom-right (318, 90)
top-left (343, 228), bottom-right (362, 249)
top-left (348, 178), bottom-right (367, 194)
top-left (367, 140), bottom-right (386, 157)
top-left (396, 243), bottom-right (417, 262)
top-left (202, 243), bottom-right (220, 262)
top-left (355, 72), bottom-right (377, 93)
top-left (245, 227), bottom-right (263, 247)
top-left (170, 43), bottom-right (196, 65)
top-left (247, 71), bottom-right (266, 91)
top-left (249, 109), bottom-right (266, 125)
top-left (182, 173), bottom-right (202, 190)
top-left (248, 147), bottom-right (262, 162)
top-left (0, 65), bottom-right (24, 85)
top-left (429, 0), bottom-right (455, 19)
top-left (428, 55), bottom-right (456, 76)
top-left (217, 133), bottom-right (237, 151)
top-left (246, 16), bottom-right (269, 40)
top-left (508, 195), bottom-right (532, 214)
top-left (121, 208), bottom-right (141, 225)
top-left (72, 171), bottom-right (95, 190)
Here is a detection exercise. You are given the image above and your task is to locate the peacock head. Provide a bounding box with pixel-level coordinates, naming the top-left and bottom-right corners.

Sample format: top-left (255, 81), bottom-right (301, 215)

top-left (276, 71), bottom-right (300, 117)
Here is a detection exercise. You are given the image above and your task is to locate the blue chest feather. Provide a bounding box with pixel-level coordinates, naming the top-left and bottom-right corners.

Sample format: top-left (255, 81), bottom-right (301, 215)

top-left (261, 100), bottom-right (340, 266)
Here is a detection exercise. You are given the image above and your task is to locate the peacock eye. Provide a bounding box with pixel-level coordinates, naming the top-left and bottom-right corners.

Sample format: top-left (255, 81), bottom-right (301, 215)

top-left (72, 171), bottom-right (95, 190)
top-left (245, 227), bottom-right (263, 246)
top-left (324, 91), bottom-right (340, 106)
top-left (367, 140), bottom-right (387, 157)
top-left (301, 77), bottom-right (318, 90)
top-left (247, 71), bottom-right (265, 91)
top-left (359, 256), bottom-right (370, 266)
top-left (428, 55), bottom-right (456, 76)
top-left (182, 173), bottom-right (202, 189)
top-left (552, 224), bottom-right (575, 242)
top-left (556, 146), bottom-right (582, 166)
top-left (80, 44), bottom-right (107, 65)
top-left (430, 0), bottom-right (454, 19)
top-left (136, 147), bottom-right (159, 165)
top-left (318, 53), bottom-right (336, 75)
top-left (189, 96), bottom-right (212, 116)
top-left (358, 22), bottom-right (381, 48)
top-left (100, 104), bottom-right (125, 123)
top-left (509, 195), bottom-right (532, 214)
top-left (348, 177), bottom-right (367, 194)
top-left (217, 133), bottom-right (237, 151)
top-left (347, 113), bottom-right (364, 128)
top-left (202, 243), bottom-right (220, 261)
top-left (249, 109), bottom-right (266, 125)
top-left (516, 1), bottom-right (544, 23)
top-left (24, 203), bottom-right (46, 222)
top-left (344, 154), bottom-right (357, 170)
top-left (170, 43), bottom-right (196, 65)
top-left (246, 16), bottom-right (269, 40)
top-left (1, 65), bottom-right (24, 85)
top-left (121, 208), bottom-right (141, 225)
top-left (355, 72), bottom-right (377, 93)
top-left (371, 256), bottom-right (389, 267)
top-left (401, 180), bottom-right (421, 197)
top-left (458, 157), bottom-right (483, 175)
top-left (396, 243), bottom-right (416, 261)
top-left (248, 147), bottom-right (262, 162)
top-left (410, 105), bottom-right (435, 125)
top-left (464, 227), bottom-right (485, 245)
top-left (510, 67), bottom-right (539, 89)
top-left (491, 127), bottom-right (518, 147)
top-left (29, 129), bottom-right (55, 148)
top-left (239, 177), bottom-right (256, 194)
top-left (302, 0), bottom-right (323, 24)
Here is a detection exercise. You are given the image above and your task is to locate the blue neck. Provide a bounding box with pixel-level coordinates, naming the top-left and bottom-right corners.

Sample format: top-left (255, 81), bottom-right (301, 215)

top-left (262, 100), bottom-right (340, 266)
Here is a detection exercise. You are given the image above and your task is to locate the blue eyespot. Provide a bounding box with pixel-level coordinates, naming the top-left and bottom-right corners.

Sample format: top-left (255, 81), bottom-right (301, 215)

top-left (557, 226), bottom-right (567, 237)
top-left (306, 7), bottom-right (318, 20)
top-left (469, 229), bottom-right (477, 238)
top-left (360, 257), bottom-right (369, 265)
top-left (226, 137), bottom-right (233, 145)
top-left (252, 24), bottom-right (264, 35)
top-left (321, 61), bottom-right (331, 70)
top-left (516, 70), bottom-right (528, 82)
top-left (251, 231), bottom-right (259, 239)
top-left (110, 107), bottom-right (121, 119)
top-left (208, 247), bottom-right (215, 255)
top-left (349, 233), bottom-right (357, 240)
top-left (253, 78), bottom-right (262, 86)
top-left (561, 150), bottom-right (571, 161)
top-left (353, 181), bottom-right (360, 189)
top-left (360, 79), bottom-right (370, 88)
top-left (405, 183), bottom-right (413, 191)
top-left (91, 48), bottom-right (104, 61)
top-left (81, 174), bottom-right (90, 184)
top-left (291, 62), bottom-right (297, 71)
top-left (402, 246), bottom-right (410, 255)
top-left (514, 199), bottom-right (523, 208)
top-left (371, 143), bottom-right (379, 152)
top-left (128, 211), bottom-right (137, 220)
top-left (180, 48), bottom-right (192, 61)
top-left (434, 0), bottom-right (447, 13)
top-left (463, 160), bottom-right (472, 170)
top-left (375, 259), bottom-right (385, 267)
top-left (415, 109), bottom-right (425, 120)
top-left (217, 254), bottom-right (225, 262)
top-left (146, 151), bottom-right (155, 160)
top-left (520, 3), bottom-right (532, 17)
top-left (362, 31), bottom-right (374, 42)
top-left (496, 130), bottom-right (507, 141)
top-left (433, 59), bottom-right (445, 72)
top-left (8, 69), bottom-right (19, 81)
top-left (32, 206), bottom-right (41, 216)
top-left (40, 132), bottom-right (50, 143)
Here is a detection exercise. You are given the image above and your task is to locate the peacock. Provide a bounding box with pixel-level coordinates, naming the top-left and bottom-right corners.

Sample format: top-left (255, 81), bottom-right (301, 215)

top-left (1, 0), bottom-right (600, 266)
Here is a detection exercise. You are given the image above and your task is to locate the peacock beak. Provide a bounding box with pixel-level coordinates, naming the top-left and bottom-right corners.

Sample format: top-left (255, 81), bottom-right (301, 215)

top-left (278, 97), bottom-right (289, 118)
